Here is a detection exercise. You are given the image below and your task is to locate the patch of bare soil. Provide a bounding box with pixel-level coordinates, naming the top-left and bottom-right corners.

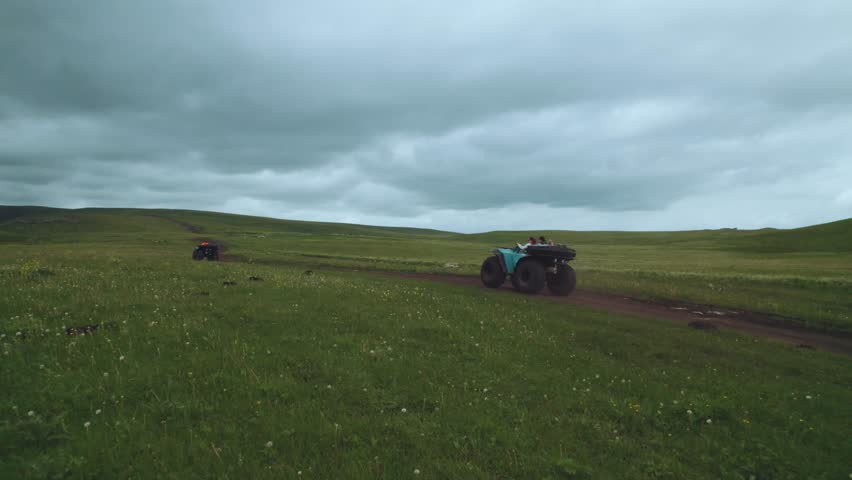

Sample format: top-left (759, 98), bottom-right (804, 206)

top-left (147, 214), bottom-right (248, 262)
top-left (370, 271), bottom-right (852, 356)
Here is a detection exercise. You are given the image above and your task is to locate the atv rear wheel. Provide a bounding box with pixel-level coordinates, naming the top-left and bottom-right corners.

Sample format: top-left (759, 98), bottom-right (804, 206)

top-left (511, 260), bottom-right (546, 294)
top-left (547, 264), bottom-right (576, 296)
top-left (480, 256), bottom-right (505, 288)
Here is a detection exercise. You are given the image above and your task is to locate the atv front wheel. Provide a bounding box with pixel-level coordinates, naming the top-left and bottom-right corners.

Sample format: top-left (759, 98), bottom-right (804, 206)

top-left (511, 260), bottom-right (546, 294)
top-left (547, 264), bottom-right (576, 296)
top-left (480, 256), bottom-right (505, 288)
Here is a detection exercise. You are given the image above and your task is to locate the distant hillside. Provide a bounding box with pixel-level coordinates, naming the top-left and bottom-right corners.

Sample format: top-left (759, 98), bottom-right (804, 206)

top-left (726, 218), bottom-right (852, 253)
top-left (128, 208), bottom-right (452, 238)
top-left (460, 219), bottom-right (852, 253)
top-left (0, 206), bottom-right (452, 243)
top-left (1, 205), bottom-right (849, 253)
top-left (0, 205), bottom-right (71, 223)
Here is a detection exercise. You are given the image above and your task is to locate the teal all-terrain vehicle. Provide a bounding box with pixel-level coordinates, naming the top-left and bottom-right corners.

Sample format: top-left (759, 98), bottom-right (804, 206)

top-left (480, 243), bottom-right (577, 295)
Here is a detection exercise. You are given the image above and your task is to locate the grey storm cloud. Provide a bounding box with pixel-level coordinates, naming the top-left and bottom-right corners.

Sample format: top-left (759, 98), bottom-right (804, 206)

top-left (1, 0), bottom-right (851, 231)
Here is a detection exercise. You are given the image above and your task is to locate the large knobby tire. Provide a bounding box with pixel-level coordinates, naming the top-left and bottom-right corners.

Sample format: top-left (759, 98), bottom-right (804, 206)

top-left (480, 256), bottom-right (505, 288)
top-left (192, 249), bottom-right (204, 261)
top-left (510, 260), bottom-right (546, 294)
top-left (547, 264), bottom-right (577, 296)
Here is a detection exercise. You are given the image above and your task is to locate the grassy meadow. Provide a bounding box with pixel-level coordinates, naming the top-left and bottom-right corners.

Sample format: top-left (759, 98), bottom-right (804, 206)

top-left (1, 206), bottom-right (851, 478)
top-left (2, 207), bottom-right (850, 331)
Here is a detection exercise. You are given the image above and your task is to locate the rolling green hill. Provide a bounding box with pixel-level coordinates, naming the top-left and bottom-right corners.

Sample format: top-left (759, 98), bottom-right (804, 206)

top-left (3, 205), bottom-right (850, 251)
top-left (1, 205), bottom-right (851, 478)
top-left (1, 206), bottom-right (850, 331)
top-left (462, 218), bottom-right (852, 253)
top-left (0, 206), bottom-right (450, 242)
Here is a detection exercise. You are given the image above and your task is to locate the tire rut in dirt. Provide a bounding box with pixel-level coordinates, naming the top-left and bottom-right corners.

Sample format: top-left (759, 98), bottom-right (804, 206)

top-left (362, 270), bottom-right (852, 356)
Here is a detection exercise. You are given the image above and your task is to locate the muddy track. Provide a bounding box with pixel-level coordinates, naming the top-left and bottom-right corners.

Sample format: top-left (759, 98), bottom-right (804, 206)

top-left (369, 271), bottom-right (852, 356)
top-left (145, 214), bottom-right (205, 234)
top-left (160, 221), bottom-right (850, 356)
top-left (150, 215), bottom-right (244, 262)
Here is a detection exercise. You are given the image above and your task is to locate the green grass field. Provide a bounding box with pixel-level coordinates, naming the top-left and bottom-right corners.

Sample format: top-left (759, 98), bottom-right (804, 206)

top-left (2, 206), bottom-right (850, 331)
top-left (1, 207), bottom-right (851, 478)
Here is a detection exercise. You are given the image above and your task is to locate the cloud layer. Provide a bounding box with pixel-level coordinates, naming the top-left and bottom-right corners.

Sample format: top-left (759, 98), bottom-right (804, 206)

top-left (2, 0), bottom-right (851, 231)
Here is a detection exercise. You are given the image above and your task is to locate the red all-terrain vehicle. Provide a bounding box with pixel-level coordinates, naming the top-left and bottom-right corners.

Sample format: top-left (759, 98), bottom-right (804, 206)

top-left (192, 241), bottom-right (219, 261)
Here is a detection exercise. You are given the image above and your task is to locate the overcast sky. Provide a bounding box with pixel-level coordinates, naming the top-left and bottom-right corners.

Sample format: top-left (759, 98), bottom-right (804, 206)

top-left (2, 1), bottom-right (851, 232)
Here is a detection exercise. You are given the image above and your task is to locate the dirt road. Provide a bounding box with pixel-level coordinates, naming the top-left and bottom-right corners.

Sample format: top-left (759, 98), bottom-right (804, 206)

top-left (183, 232), bottom-right (851, 356)
top-left (371, 271), bottom-right (852, 356)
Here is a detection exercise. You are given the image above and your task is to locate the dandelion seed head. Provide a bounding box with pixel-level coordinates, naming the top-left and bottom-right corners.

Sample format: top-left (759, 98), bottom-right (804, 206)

top-left (414, 468), bottom-right (421, 475)
top-left (84, 421), bottom-right (91, 428)
top-left (95, 409), bottom-right (102, 415)
top-left (401, 408), bottom-right (407, 413)
top-left (265, 441), bottom-right (273, 448)
top-left (27, 410), bottom-right (35, 417)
